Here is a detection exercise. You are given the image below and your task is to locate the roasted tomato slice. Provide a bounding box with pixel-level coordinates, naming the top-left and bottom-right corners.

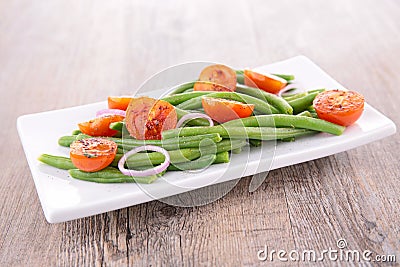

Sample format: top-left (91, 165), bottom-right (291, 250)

top-left (108, 96), bottom-right (133, 111)
top-left (244, 69), bottom-right (287, 94)
top-left (125, 96), bottom-right (177, 140)
top-left (194, 64), bottom-right (237, 92)
top-left (201, 97), bottom-right (254, 123)
top-left (313, 89), bottom-right (365, 126)
top-left (78, 115), bottom-right (125, 137)
top-left (70, 138), bottom-right (117, 172)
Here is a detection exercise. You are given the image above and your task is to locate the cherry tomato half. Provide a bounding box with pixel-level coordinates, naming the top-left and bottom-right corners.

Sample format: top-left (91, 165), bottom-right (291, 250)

top-left (194, 64), bottom-right (237, 92)
top-left (78, 115), bottom-right (125, 137)
top-left (201, 97), bottom-right (254, 123)
top-left (70, 138), bottom-right (117, 172)
top-left (244, 69), bottom-right (287, 94)
top-left (313, 89), bottom-right (365, 126)
top-left (108, 96), bottom-right (133, 111)
top-left (125, 96), bottom-right (177, 140)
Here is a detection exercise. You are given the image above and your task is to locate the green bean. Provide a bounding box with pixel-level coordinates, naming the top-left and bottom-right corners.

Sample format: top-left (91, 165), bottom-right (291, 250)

top-left (307, 88), bottom-right (325, 94)
top-left (167, 151), bottom-right (231, 171)
top-left (281, 137), bottom-right (296, 142)
top-left (272, 74), bottom-right (295, 82)
top-left (58, 136), bottom-right (76, 147)
top-left (168, 154), bottom-right (216, 171)
top-left (283, 92), bottom-right (307, 101)
top-left (236, 73), bottom-right (245, 84)
top-left (176, 107), bottom-right (211, 126)
top-left (69, 167), bottom-right (159, 184)
top-left (38, 154), bottom-right (76, 170)
top-left (162, 91), bottom-right (211, 106)
top-left (167, 82), bottom-right (196, 95)
top-left (214, 151), bottom-right (230, 163)
top-left (72, 129), bottom-right (82, 135)
top-left (116, 133), bottom-right (222, 151)
top-left (231, 147), bottom-right (242, 154)
top-left (235, 70), bottom-right (244, 75)
top-left (177, 92), bottom-right (279, 114)
top-left (235, 70), bottom-right (245, 84)
top-left (288, 92), bottom-right (319, 114)
top-left (235, 70), bottom-right (295, 83)
top-left (109, 121), bottom-right (124, 131)
top-left (307, 105), bottom-right (316, 112)
top-left (296, 111), bottom-right (313, 117)
top-left (111, 133), bottom-right (221, 146)
top-left (221, 115), bottom-right (345, 135)
top-left (214, 139), bottom-right (247, 152)
top-left (226, 127), bottom-right (314, 140)
top-left (306, 106), bottom-right (319, 118)
top-left (282, 89), bottom-right (324, 100)
top-left (249, 139), bottom-right (262, 147)
top-left (168, 151), bottom-right (232, 171)
top-left (59, 132), bottom-right (222, 151)
top-left (162, 125), bottom-right (315, 140)
top-left (115, 139), bottom-right (247, 168)
top-left (235, 84), bottom-right (293, 114)
top-left (75, 133), bottom-right (91, 140)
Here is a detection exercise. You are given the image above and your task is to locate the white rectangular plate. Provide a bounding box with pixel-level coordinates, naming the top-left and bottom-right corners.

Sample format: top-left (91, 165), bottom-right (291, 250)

top-left (17, 56), bottom-right (396, 223)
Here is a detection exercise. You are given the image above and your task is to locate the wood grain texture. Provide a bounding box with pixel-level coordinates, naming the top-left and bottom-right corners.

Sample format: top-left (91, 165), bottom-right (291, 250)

top-left (0, 0), bottom-right (399, 266)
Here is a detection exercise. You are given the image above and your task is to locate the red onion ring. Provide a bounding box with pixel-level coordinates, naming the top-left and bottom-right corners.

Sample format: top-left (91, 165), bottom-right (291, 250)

top-left (118, 145), bottom-right (170, 177)
top-left (278, 83), bottom-right (302, 97)
top-left (96, 109), bottom-right (126, 118)
top-left (176, 113), bottom-right (214, 128)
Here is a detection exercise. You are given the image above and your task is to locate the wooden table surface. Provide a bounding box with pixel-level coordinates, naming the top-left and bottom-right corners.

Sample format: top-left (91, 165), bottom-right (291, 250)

top-left (1, 0), bottom-right (399, 266)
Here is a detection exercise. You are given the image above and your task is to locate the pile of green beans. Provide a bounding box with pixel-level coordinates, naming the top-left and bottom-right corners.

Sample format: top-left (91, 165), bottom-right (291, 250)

top-left (39, 73), bottom-right (347, 184)
top-left (41, 130), bottom-right (244, 183)
top-left (39, 136), bottom-right (240, 183)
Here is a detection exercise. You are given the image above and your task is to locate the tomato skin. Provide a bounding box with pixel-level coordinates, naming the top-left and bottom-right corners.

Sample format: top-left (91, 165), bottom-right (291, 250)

top-left (194, 81), bottom-right (233, 92)
top-left (313, 89), bottom-right (365, 126)
top-left (244, 69), bottom-right (287, 94)
top-left (201, 97), bottom-right (254, 123)
top-left (194, 64), bottom-right (237, 92)
top-left (70, 138), bottom-right (117, 172)
top-left (78, 115), bottom-right (124, 137)
top-left (108, 96), bottom-right (133, 111)
top-left (125, 97), bottom-right (177, 140)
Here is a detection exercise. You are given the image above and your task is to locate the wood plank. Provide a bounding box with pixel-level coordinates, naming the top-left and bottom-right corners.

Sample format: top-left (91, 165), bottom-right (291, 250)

top-left (0, 0), bottom-right (399, 265)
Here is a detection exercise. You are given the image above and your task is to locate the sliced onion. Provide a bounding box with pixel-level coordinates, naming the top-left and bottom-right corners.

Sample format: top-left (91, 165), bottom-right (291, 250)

top-left (96, 109), bottom-right (126, 118)
top-left (278, 83), bottom-right (302, 97)
top-left (118, 145), bottom-right (170, 177)
top-left (176, 113), bottom-right (214, 128)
